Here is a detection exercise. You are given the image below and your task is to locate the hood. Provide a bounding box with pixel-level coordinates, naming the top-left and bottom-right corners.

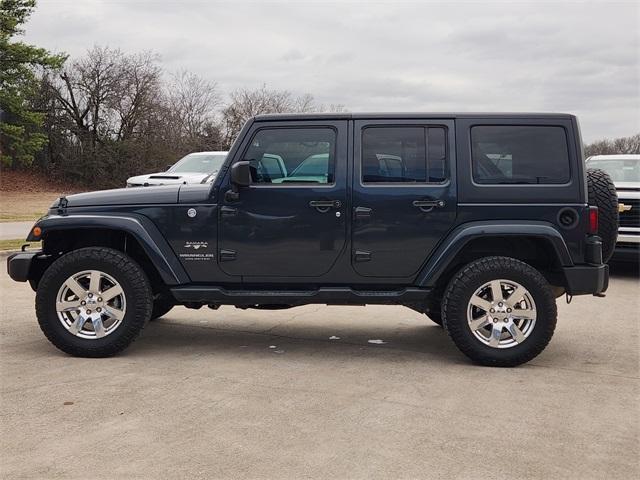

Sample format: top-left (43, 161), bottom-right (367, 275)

top-left (53, 184), bottom-right (181, 208)
top-left (127, 172), bottom-right (211, 185)
top-left (614, 181), bottom-right (640, 192)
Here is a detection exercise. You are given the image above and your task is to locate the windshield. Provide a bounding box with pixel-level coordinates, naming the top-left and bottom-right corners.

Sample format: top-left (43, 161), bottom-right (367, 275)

top-left (587, 158), bottom-right (640, 183)
top-left (169, 153), bottom-right (227, 174)
top-left (271, 154), bottom-right (330, 183)
top-left (290, 154), bottom-right (329, 176)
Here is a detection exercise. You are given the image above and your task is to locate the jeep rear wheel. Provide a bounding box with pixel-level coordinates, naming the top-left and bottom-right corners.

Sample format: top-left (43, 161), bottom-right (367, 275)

top-left (587, 168), bottom-right (618, 263)
top-left (441, 256), bottom-right (557, 367)
top-left (36, 247), bottom-right (153, 357)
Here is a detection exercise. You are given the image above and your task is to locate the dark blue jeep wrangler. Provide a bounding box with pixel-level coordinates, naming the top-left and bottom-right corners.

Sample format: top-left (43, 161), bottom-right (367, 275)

top-left (7, 113), bottom-right (618, 366)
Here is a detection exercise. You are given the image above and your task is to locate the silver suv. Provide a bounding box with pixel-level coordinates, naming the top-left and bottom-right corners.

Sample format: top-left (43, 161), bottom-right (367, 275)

top-left (586, 154), bottom-right (640, 261)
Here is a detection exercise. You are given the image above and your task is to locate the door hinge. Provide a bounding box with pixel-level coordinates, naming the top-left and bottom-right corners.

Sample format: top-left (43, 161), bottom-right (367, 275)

top-left (220, 206), bottom-right (238, 217)
top-left (354, 206), bottom-right (372, 218)
top-left (354, 250), bottom-right (372, 262)
top-left (219, 249), bottom-right (237, 262)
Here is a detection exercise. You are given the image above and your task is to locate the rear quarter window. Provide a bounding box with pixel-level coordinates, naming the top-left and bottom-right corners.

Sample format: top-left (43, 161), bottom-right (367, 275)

top-left (471, 126), bottom-right (571, 185)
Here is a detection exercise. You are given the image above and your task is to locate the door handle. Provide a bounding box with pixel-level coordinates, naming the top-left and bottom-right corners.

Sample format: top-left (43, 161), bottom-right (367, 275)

top-left (309, 200), bottom-right (341, 208)
top-left (412, 199), bottom-right (445, 212)
top-left (309, 200), bottom-right (341, 213)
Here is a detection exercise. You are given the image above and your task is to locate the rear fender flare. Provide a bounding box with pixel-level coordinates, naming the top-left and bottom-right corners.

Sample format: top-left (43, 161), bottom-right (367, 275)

top-left (30, 214), bottom-right (190, 285)
top-left (415, 221), bottom-right (573, 287)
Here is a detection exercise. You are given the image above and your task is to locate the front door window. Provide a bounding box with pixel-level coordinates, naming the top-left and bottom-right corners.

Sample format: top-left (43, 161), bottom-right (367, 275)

top-left (243, 128), bottom-right (336, 185)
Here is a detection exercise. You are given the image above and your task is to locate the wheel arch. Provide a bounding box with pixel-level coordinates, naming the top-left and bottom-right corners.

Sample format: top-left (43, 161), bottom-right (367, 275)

top-left (416, 221), bottom-right (573, 290)
top-left (31, 214), bottom-right (189, 290)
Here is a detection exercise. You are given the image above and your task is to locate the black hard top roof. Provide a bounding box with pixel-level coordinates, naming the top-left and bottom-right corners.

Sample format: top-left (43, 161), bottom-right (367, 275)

top-left (253, 112), bottom-right (575, 121)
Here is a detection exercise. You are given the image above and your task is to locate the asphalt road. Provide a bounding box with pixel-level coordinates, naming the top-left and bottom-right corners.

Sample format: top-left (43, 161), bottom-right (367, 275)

top-left (1, 263), bottom-right (638, 480)
top-left (0, 222), bottom-right (33, 241)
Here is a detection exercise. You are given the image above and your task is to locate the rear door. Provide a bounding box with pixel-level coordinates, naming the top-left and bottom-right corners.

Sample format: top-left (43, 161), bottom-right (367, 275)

top-left (352, 119), bottom-right (457, 277)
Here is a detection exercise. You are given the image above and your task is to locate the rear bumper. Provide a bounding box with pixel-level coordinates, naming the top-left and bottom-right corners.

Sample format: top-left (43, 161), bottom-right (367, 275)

top-left (563, 264), bottom-right (609, 296)
top-left (6, 252), bottom-right (37, 282)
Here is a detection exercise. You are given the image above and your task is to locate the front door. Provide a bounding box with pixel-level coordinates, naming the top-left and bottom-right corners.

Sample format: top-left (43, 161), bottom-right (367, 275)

top-left (219, 121), bottom-right (348, 278)
top-left (352, 119), bottom-right (457, 278)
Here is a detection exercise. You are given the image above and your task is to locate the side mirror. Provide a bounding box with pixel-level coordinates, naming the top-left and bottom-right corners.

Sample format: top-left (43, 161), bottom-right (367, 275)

top-left (230, 161), bottom-right (252, 187)
top-left (166, 164), bottom-right (173, 171)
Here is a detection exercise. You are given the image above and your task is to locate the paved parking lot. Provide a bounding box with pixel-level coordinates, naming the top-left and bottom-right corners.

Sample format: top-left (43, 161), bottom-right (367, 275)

top-left (1, 262), bottom-right (638, 479)
top-left (0, 222), bottom-right (33, 241)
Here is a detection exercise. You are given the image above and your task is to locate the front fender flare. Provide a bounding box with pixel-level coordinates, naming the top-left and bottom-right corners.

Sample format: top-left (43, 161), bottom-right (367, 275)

top-left (415, 221), bottom-right (573, 287)
top-left (30, 214), bottom-right (190, 285)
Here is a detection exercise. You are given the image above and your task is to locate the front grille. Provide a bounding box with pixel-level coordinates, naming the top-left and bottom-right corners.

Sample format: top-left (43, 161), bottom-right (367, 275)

top-left (619, 198), bottom-right (640, 228)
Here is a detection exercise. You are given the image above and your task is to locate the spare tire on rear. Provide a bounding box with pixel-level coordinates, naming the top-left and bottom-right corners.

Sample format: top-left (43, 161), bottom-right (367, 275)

top-left (587, 168), bottom-right (618, 263)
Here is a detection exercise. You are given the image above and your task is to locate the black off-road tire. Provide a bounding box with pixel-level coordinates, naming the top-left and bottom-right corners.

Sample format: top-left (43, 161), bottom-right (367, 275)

top-left (150, 297), bottom-right (174, 321)
top-left (35, 247), bottom-right (153, 357)
top-left (441, 256), bottom-right (557, 367)
top-left (587, 168), bottom-right (618, 263)
top-left (426, 312), bottom-right (443, 326)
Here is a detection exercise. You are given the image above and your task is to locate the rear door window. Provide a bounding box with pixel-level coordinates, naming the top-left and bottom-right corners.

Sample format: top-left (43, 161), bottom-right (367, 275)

top-left (361, 126), bottom-right (448, 184)
top-left (471, 126), bottom-right (570, 184)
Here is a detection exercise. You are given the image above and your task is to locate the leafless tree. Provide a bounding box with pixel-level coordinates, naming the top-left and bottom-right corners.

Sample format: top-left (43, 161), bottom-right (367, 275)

top-left (32, 47), bottom-right (347, 187)
top-left (220, 85), bottom-right (346, 147)
top-left (585, 133), bottom-right (640, 157)
top-left (112, 52), bottom-right (163, 141)
top-left (42, 47), bottom-right (167, 181)
top-left (165, 70), bottom-right (221, 146)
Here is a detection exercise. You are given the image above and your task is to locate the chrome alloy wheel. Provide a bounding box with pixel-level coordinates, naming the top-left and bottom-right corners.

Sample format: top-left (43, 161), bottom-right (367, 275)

top-left (466, 279), bottom-right (537, 349)
top-left (55, 270), bottom-right (126, 339)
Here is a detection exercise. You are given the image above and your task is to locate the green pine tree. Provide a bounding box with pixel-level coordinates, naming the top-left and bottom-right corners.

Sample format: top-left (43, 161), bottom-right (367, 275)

top-left (0, 0), bottom-right (65, 168)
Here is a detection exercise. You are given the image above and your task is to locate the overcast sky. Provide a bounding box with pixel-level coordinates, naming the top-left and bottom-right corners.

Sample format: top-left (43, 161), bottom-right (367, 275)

top-left (24, 0), bottom-right (639, 142)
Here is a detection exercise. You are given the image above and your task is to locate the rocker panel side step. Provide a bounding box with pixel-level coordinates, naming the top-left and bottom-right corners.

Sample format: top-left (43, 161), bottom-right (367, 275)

top-left (170, 286), bottom-right (432, 306)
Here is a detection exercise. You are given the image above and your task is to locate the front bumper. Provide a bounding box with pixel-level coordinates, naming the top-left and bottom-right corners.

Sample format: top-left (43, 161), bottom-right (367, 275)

top-left (613, 242), bottom-right (640, 263)
top-left (617, 233), bottom-right (640, 244)
top-left (563, 264), bottom-right (609, 296)
top-left (613, 228), bottom-right (639, 263)
top-left (6, 252), bottom-right (38, 282)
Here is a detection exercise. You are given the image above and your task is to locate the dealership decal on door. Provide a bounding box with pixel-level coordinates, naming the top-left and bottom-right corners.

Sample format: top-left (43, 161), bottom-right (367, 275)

top-left (179, 241), bottom-right (214, 261)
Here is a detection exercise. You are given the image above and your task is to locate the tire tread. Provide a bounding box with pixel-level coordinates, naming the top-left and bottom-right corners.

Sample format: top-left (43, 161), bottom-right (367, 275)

top-left (441, 256), bottom-right (557, 367)
top-left (35, 247), bottom-right (153, 357)
top-left (586, 168), bottom-right (618, 263)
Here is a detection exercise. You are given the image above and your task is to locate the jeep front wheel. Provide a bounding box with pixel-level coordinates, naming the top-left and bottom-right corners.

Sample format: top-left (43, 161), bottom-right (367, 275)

top-left (36, 247), bottom-right (153, 357)
top-left (441, 256), bottom-right (557, 367)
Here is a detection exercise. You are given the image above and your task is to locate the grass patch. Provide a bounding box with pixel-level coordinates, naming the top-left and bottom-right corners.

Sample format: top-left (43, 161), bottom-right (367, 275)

top-left (0, 239), bottom-right (41, 251)
top-left (0, 213), bottom-right (42, 223)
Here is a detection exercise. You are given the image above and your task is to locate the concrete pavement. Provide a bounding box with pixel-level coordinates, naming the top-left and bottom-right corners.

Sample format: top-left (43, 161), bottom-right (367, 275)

top-left (0, 221), bottom-right (33, 240)
top-left (0, 265), bottom-right (638, 479)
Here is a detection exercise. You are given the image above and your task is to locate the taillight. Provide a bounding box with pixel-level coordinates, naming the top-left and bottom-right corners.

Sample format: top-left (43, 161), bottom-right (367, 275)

top-left (588, 206), bottom-right (599, 234)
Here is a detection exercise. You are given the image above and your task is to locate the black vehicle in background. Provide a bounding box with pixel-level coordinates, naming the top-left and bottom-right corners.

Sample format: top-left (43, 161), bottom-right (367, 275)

top-left (7, 113), bottom-right (618, 366)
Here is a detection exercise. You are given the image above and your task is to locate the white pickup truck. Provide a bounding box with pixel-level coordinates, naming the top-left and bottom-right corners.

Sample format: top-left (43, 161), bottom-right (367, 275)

top-left (126, 151), bottom-right (228, 187)
top-left (586, 154), bottom-right (640, 262)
